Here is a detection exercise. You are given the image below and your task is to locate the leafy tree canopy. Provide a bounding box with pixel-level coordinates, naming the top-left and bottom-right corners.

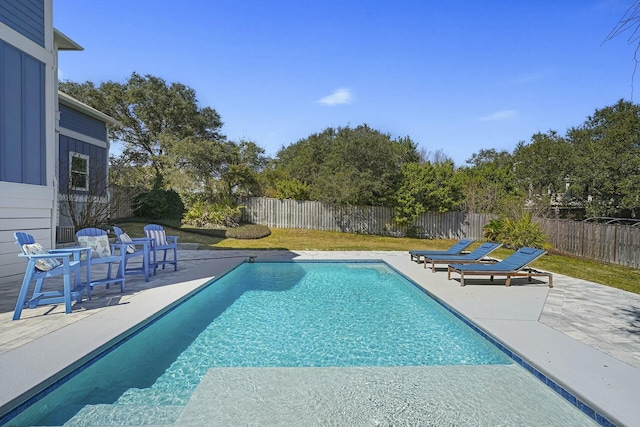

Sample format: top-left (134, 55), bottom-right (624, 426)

top-left (274, 125), bottom-right (420, 206)
top-left (393, 160), bottom-right (464, 226)
top-left (567, 99), bottom-right (640, 217)
top-left (60, 72), bottom-right (225, 185)
top-left (512, 131), bottom-right (574, 196)
top-left (459, 149), bottom-right (525, 215)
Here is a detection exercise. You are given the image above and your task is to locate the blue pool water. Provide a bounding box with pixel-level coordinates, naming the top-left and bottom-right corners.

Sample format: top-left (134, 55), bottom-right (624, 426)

top-left (4, 261), bottom-right (598, 426)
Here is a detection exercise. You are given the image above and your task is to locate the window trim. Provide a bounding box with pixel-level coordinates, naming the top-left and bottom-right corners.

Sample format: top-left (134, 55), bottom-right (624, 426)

top-left (69, 151), bottom-right (90, 191)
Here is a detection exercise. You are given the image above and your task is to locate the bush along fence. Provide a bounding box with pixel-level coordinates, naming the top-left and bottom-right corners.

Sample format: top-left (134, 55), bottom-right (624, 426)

top-left (239, 196), bottom-right (640, 269)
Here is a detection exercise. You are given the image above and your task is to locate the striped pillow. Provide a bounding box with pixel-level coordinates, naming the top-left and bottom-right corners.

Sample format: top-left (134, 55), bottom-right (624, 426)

top-left (146, 229), bottom-right (167, 246)
top-left (22, 243), bottom-right (61, 271)
top-left (119, 233), bottom-right (136, 254)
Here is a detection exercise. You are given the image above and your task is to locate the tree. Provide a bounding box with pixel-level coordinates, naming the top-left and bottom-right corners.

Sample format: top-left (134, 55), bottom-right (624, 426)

top-left (173, 138), bottom-right (268, 204)
top-left (567, 99), bottom-right (640, 217)
top-left (394, 161), bottom-right (463, 227)
top-left (459, 149), bottom-right (525, 215)
top-left (59, 73), bottom-right (225, 186)
top-left (512, 131), bottom-right (574, 215)
top-left (274, 125), bottom-right (420, 206)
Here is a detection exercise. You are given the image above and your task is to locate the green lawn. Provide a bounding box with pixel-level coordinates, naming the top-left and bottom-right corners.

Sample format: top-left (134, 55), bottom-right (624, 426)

top-left (115, 223), bottom-right (640, 295)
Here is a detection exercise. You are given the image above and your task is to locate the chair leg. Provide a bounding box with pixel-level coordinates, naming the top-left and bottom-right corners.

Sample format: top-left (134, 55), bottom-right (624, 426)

top-left (143, 252), bottom-right (150, 282)
top-left (117, 261), bottom-right (126, 292)
top-left (63, 270), bottom-right (73, 314)
top-left (152, 248), bottom-right (158, 275)
top-left (13, 273), bottom-right (33, 320)
top-left (162, 249), bottom-right (168, 270)
top-left (33, 278), bottom-right (45, 296)
top-left (173, 247), bottom-right (177, 271)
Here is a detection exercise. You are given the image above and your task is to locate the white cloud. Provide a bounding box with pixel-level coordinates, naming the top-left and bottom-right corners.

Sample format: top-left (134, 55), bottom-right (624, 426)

top-left (478, 110), bottom-right (518, 121)
top-left (318, 88), bottom-right (353, 105)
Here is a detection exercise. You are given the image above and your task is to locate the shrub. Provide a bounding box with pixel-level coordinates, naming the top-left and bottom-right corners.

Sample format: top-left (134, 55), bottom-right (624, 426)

top-left (133, 189), bottom-right (185, 220)
top-left (483, 214), bottom-right (549, 250)
top-left (483, 218), bottom-right (506, 242)
top-left (225, 224), bottom-right (271, 239)
top-left (182, 202), bottom-right (243, 228)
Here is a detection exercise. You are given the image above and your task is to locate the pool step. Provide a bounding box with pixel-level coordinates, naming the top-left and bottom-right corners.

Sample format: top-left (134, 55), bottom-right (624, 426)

top-left (66, 403), bottom-right (184, 425)
top-left (115, 387), bottom-right (188, 406)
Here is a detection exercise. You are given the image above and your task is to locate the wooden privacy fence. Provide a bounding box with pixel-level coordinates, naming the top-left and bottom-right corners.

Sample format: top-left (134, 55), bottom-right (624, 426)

top-left (240, 197), bottom-right (640, 268)
top-left (536, 218), bottom-right (640, 269)
top-left (239, 197), bottom-right (492, 240)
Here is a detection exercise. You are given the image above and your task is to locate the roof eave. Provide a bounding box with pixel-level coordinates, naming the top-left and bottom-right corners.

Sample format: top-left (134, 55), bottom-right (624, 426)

top-left (54, 28), bottom-right (83, 51)
top-left (58, 91), bottom-right (121, 127)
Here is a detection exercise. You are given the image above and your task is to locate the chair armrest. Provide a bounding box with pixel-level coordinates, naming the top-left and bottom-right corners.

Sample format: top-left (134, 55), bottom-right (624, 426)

top-left (119, 237), bottom-right (151, 249)
top-left (110, 242), bottom-right (131, 257)
top-left (20, 252), bottom-right (74, 266)
top-left (50, 247), bottom-right (91, 261)
top-left (128, 237), bottom-right (151, 243)
top-left (166, 235), bottom-right (179, 244)
top-left (20, 252), bottom-right (72, 260)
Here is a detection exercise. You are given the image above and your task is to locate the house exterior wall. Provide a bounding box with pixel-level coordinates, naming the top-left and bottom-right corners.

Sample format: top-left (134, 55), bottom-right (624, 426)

top-left (59, 103), bottom-right (107, 141)
top-left (0, 0), bottom-right (45, 47)
top-left (58, 104), bottom-right (109, 227)
top-left (0, 0), bottom-right (56, 285)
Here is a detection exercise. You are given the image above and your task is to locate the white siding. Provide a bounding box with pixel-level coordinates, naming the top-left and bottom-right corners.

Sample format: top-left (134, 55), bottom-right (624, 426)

top-left (0, 181), bottom-right (55, 284)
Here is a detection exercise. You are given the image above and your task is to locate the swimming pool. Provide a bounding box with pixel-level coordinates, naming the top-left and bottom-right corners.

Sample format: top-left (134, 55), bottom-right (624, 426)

top-left (4, 261), bottom-right (599, 426)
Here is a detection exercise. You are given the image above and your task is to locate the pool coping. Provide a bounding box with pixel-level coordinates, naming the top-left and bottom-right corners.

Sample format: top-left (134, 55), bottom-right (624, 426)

top-left (0, 251), bottom-right (638, 426)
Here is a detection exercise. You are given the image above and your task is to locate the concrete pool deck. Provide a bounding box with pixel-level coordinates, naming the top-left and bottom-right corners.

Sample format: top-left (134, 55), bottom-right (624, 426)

top-left (0, 249), bottom-right (638, 426)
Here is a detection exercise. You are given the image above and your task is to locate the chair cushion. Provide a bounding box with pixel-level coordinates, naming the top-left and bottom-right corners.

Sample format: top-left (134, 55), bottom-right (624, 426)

top-left (78, 235), bottom-right (112, 258)
top-left (146, 229), bottom-right (168, 246)
top-left (22, 243), bottom-right (61, 271)
top-left (119, 233), bottom-right (136, 254)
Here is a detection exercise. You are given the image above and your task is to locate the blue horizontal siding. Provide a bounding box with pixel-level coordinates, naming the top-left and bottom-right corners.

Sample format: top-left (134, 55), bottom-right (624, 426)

top-left (59, 104), bottom-right (108, 141)
top-left (59, 135), bottom-right (108, 196)
top-left (0, 0), bottom-right (45, 47)
top-left (0, 40), bottom-right (46, 185)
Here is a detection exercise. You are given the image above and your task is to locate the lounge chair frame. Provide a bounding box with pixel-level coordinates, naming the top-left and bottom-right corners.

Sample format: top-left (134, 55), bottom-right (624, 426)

top-left (409, 239), bottom-right (474, 263)
top-left (422, 242), bottom-right (502, 272)
top-left (447, 247), bottom-right (553, 287)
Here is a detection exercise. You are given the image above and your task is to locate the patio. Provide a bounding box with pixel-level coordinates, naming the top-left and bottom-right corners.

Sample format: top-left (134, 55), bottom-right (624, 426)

top-left (0, 249), bottom-right (639, 426)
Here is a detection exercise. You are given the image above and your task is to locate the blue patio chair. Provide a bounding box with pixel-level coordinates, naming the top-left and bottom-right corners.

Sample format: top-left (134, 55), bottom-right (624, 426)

top-left (409, 239), bottom-right (474, 263)
top-left (13, 232), bottom-right (88, 320)
top-left (76, 228), bottom-right (127, 296)
top-left (448, 247), bottom-right (552, 287)
top-left (144, 224), bottom-right (178, 274)
top-left (113, 226), bottom-right (151, 282)
top-left (422, 242), bottom-right (502, 272)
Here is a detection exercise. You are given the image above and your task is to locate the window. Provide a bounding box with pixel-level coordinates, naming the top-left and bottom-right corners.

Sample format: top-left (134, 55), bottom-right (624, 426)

top-left (69, 152), bottom-right (89, 191)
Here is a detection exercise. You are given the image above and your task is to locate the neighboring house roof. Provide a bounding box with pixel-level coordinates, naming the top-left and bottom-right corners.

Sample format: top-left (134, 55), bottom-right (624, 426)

top-left (54, 28), bottom-right (83, 51)
top-left (58, 91), bottom-right (120, 127)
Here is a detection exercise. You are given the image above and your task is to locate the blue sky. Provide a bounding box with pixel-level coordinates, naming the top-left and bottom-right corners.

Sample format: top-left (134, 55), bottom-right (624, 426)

top-left (54, 0), bottom-right (637, 165)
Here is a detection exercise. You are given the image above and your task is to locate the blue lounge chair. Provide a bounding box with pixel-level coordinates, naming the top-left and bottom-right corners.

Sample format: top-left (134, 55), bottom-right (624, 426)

top-left (409, 239), bottom-right (474, 263)
top-left (423, 242), bottom-right (502, 272)
top-left (113, 226), bottom-right (151, 282)
top-left (144, 224), bottom-right (178, 274)
top-left (13, 232), bottom-right (88, 320)
top-left (448, 247), bottom-right (552, 287)
top-left (76, 228), bottom-right (127, 296)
